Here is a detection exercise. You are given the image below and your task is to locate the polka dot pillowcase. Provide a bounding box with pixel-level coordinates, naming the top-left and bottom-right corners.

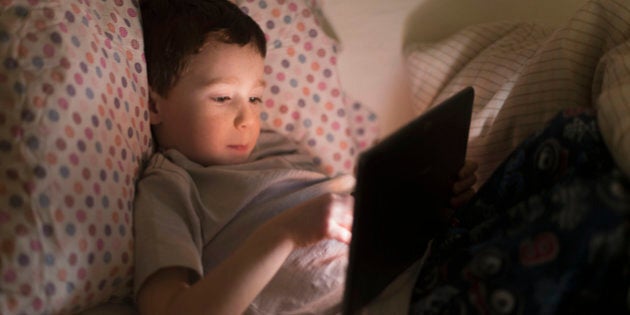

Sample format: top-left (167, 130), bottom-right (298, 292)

top-left (238, 0), bottom-right (380, 175)
top-left (0, 0), bottom-right (377, 313)
top-left (0, 0), bottom-right (151, 314)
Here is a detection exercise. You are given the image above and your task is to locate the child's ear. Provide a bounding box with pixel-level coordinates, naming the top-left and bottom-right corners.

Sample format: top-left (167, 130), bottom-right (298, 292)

top-left (148, 88), bottom-right (164, 125)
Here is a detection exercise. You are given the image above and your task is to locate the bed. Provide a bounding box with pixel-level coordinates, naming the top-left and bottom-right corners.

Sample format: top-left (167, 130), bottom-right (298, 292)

top-left (1, 0), bottom-right (628, 314)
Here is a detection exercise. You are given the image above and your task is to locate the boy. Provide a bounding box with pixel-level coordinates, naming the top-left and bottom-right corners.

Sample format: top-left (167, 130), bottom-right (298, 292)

top-left (134, 0), bottom-right (478, 314)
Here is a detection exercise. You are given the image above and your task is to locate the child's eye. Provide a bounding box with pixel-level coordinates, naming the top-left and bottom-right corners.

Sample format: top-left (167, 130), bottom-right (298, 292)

top-left (212, 96), bottom-right (231, 103)
top-left (249, 97), bottom-right (263, 104)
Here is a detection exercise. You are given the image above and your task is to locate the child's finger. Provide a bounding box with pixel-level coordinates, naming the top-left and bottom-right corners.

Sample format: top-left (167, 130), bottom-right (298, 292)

top-left (331, 194), bottom-right (354, 229)
top-left (335, 211), bottom-right (354, 230)
top-left (330, 221), bottom-right (353, 244)
top-left (453, 173), bottom-right (477, 194)
top-left (458, 160), bottom-right (478, 178)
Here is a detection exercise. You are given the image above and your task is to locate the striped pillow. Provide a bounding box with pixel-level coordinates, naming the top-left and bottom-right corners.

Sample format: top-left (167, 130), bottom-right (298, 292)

top-left (404, 0), bottom-right (630, 186)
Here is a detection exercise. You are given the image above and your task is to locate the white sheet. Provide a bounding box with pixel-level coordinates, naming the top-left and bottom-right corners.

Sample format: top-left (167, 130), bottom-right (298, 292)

top-left (405, 0), bottom-right (630, 185)
top-left (320, 0), bottom-right (588, 137)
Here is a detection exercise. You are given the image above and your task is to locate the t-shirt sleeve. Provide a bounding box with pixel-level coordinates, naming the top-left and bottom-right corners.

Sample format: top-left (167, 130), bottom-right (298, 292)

top-left (132, 154), bottom-right (205, 298)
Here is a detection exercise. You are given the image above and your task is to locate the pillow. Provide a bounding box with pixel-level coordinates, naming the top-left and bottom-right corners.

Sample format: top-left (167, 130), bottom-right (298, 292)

top-left (407, 1), bottom-right (630, 185)
top-left (404, 21), bottom-right (559, 187)
top-left (404, 0), bottom-right (630, 186)
top-left (0, 0), bottom-right (150, 314)
top-left (237, 0), bottom-right (379, 176)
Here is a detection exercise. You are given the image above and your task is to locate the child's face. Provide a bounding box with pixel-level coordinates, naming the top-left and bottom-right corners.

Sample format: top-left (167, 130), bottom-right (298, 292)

top-left (149, 41), bottom-right (265, 166)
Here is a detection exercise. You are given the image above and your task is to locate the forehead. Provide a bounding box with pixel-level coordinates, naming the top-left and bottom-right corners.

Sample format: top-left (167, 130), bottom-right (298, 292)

top-left (172, 44), bottom-right (264, 93)
top-left (187, 40), bottom-right (264, 71)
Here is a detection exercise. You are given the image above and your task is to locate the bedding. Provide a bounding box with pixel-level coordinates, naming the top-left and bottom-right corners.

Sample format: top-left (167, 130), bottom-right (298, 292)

top-left (316, 0), bottom-right (587, 137)
top-left (0, 1), bottom-right (150, 314)
top-left (410, 109), bottom-right (630, 314)
top-left (239, 0), bottom-right (379, 176)
top-left (321, 0), bottom-right (630, 312)
top-left (385, 0), bottom-right (630, 312)
top-left (1, 0), bottom-right (629, 314)
top-left (405, 0), bottom-right (630, 187)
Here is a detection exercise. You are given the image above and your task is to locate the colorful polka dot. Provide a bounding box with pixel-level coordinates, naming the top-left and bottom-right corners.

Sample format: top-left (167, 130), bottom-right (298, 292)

top-left (0, 0), bottom-right (149, 313)
top-left (241, 0), bottom-right (379, 176)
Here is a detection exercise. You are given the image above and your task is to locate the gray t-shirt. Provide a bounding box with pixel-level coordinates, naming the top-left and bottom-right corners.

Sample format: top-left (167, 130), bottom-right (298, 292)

top-left (134, 129), bottom-right (355, 314)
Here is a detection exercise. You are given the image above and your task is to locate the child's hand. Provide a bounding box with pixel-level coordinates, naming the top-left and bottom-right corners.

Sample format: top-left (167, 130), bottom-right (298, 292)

top-left (450, 160), bottom-right (478, 208)
top-left (440, 160), bottom-right (477, 223)
top-left (271, 193), bottom-right (354, 248)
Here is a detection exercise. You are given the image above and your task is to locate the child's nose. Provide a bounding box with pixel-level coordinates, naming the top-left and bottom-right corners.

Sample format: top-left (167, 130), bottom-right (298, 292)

top-left (235, 100), bottom-right (256, 128)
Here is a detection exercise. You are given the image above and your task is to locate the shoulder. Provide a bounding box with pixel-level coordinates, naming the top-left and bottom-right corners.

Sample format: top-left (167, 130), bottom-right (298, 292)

top-left (140, 150), bottom-right (201, 180)
top-left (136, 152), bottom-right (196, 200)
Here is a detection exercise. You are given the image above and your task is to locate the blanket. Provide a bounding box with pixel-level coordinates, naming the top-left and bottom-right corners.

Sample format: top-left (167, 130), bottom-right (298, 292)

top-left (409, 109), bottom-right (630, 314)
top-left (405, 0), bottom-right (630, 188)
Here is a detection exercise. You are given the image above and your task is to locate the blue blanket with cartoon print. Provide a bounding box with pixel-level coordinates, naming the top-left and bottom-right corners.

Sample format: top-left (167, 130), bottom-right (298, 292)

top-left (409, 108), bottom-right (630, 315)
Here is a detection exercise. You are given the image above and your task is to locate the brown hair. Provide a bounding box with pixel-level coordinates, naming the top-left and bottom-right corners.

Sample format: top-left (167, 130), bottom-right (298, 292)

top-left (140, 0), bottom-right (267, 97)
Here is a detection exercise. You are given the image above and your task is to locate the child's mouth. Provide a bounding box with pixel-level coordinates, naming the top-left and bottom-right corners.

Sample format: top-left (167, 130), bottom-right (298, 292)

top-left (228, 144), bottom-right (249, 152)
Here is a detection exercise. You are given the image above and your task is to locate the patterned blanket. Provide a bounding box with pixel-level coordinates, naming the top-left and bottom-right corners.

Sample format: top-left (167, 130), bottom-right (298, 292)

top-left (409, 109), bottom-right (630, 314)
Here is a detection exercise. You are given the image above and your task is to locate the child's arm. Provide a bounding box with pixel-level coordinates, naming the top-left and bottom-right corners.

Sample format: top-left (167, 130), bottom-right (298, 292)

top-left (136, 193), bottom-right (354, 315)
